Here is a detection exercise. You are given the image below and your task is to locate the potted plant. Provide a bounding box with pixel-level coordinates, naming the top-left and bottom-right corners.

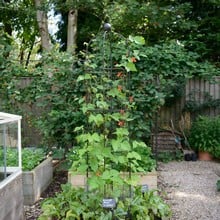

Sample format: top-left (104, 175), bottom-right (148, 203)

top-left (189, 115), bottom-right (220, 160)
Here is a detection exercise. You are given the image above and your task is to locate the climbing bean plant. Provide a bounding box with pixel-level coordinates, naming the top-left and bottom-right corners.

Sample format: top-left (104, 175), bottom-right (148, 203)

top-left (71, 35), bottom-right (155, 190)
top-left (39, 34), bottom-right (171, 219)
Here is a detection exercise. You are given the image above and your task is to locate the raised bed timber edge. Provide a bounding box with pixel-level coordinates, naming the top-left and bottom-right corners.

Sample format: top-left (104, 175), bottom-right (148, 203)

top-left (68, 171), bottom-right (157, 190)
top-left (22, 157), bottom-right (53, 205)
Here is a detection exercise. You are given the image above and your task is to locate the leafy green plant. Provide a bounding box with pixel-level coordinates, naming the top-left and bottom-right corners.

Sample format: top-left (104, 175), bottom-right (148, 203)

top-left (67, 144), bottom-right (156, 173)
top-left (39, 184), bottom-right (171, 220)
top-left (68, 35), bottom-right (157, 193)
top-left (22, 148), bottom-right (46, 171)
top-left (189, 116), bottom-right (220, 158)
top-left (0, 147), bottom-right (45, 171)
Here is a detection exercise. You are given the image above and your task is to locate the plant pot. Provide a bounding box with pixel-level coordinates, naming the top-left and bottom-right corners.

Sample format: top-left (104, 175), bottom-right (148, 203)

top-left (184, 153), bottom-right (197, 161)
top-left (198, 151), bottom-right (213, 161)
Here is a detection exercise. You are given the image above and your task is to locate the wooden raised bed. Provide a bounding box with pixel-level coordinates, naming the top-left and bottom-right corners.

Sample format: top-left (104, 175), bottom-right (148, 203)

top-left (68, 171), bottom-right (157, 190)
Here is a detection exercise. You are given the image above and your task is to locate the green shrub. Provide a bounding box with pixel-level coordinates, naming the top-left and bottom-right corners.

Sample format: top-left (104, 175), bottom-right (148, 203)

top-left (189, 116), bottom-right (220, 158)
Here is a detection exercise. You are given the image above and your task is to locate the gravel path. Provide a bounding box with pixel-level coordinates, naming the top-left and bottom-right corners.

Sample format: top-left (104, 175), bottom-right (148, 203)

top-left (158, 161), bottom-right (220, 220)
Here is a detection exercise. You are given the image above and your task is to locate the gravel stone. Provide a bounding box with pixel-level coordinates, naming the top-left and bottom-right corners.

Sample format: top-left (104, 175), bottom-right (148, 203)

top-left (158, 161), bottom-right (220, 220)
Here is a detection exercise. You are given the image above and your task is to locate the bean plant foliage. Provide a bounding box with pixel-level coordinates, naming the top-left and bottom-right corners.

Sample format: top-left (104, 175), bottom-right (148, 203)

top-left (39, 34), bottom-right (171, 220)
top-left (39, 184), bottom-right (171, 220)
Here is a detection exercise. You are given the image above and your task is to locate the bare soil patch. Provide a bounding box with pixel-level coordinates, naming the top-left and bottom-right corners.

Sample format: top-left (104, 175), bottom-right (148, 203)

top-left (24, 171), bottom-right (67, 220)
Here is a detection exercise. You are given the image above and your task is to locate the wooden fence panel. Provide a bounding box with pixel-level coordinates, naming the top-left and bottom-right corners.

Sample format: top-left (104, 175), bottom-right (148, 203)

top-left (16, 77), bottom-right (42, 147)
top-left (158, 76), bottom-right (220, 129)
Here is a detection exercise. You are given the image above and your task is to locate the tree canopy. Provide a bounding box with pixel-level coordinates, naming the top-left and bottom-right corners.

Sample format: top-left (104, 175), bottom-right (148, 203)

top-left (0, 0), bottom-right (219, 63)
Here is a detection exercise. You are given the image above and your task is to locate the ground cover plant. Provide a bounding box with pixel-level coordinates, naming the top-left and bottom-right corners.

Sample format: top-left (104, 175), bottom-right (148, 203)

top-left (39, 33), bottom-right (171, 219)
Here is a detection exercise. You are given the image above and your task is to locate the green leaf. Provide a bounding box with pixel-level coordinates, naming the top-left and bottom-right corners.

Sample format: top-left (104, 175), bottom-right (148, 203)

top-left (89, 132), bottom-right (101, 143)
top-left (88, 176), bottom-right (103, 190)
top-left (102, 170), bottom-right (119, 180)
top-left (114, 128), bottom-right (129, 137)
top-left (127, 151), bottom-right (141, 160)
top-left (111, 139), bottom-right (131, 152)
top-left (96, 100), bottom-right (109, 109)
top-left (89, 157), bottom-right (98, 171)
top-left (88, 114), bottom-right (104, 126)
top-left (125, 62), bottom-right (137, 72)
top-left (102, 147), bottom-right (113, 159)
top-left (110, 112), bottom-right (121, 121)
top-left (81, 103), bottom-right (95, 114)
top-left (107, 88), bottom-right (120, 97)
top-left (76, 133), bottom-right (89, 143)
top-left (117, 155), bottom-right (126, 164)
top-left (133, 36), bottom-right (145, 45)
top-left (132, 140), bottom-right (147, 149)
top-left (76, 163), bottom-right (88, 173)
top-left (66, 210), bottom-right (78, 219)
top-left (74, 125), bottom-right (84, 132)
top-left (129, 36), bottom-right (145, 45)
top-left (76, 73), bottom-right (92, 82)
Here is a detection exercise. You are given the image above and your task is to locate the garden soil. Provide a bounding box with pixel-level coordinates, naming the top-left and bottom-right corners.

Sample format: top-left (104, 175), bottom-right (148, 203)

top-left (24, 161), bottom-right (220, 220)
top-left (158, 160), bottom-right (220, 220)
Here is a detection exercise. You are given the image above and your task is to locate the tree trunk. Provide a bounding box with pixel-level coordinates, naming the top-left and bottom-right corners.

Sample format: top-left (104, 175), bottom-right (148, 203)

top-left (67, 9), bottom-right (78, 54)
top-left (34, 0), bottom-right (51, 52)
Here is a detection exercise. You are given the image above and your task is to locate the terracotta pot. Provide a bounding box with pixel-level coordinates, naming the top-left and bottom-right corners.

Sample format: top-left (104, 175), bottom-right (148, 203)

top-left (198, 151), bottom-right (213, 161)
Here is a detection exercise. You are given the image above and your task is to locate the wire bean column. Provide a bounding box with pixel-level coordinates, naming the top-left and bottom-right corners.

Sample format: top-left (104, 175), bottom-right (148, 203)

top-left (83, 23), bottom-right (133, 210)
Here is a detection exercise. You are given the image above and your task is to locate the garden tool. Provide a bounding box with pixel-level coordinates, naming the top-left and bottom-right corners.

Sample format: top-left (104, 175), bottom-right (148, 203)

top-left (170, 119), bottom-right (197, 161)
